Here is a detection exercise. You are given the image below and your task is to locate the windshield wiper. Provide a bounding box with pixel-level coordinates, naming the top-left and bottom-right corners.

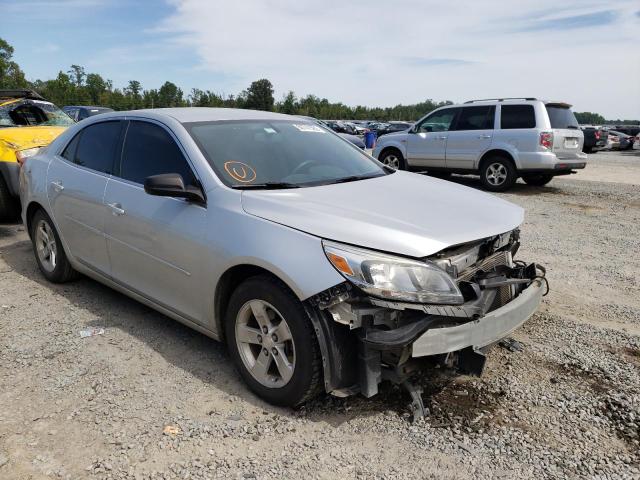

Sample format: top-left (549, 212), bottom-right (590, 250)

top-left (329, 174), bottom-right (385, 184)
top-left (231, 182), bottom-right (300, 190)
top-left (566, 125), bottom-right (579, 129)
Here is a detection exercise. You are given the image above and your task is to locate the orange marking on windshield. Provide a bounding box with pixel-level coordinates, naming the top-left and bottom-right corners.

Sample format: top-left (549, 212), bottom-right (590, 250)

top-left (224, 161), bottom-right (257, 183)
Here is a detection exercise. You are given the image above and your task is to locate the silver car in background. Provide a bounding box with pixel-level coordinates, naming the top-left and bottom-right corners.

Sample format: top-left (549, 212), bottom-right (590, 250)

top-left (20, 108), bottom-right (546, 411)
top-left (374, 98), bottom-right (587, 191)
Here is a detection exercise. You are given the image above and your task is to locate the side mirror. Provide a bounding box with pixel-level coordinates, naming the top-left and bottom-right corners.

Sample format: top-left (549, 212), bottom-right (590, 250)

top-left (144, 173), bottom-right (205, 204)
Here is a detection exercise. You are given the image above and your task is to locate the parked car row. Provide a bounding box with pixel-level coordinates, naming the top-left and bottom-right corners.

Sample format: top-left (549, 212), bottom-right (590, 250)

top-left (18, 106), bottom-right (546, 414)
top-left (580, 125), bottom-right (639, 152)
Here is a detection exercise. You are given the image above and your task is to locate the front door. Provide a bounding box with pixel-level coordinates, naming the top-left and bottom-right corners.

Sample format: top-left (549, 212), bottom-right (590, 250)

top-left (103, 120), bottom-right (208, 324)
top-left (445, 105), bottom-right (495, 170)
top-left (406, 107), bottom-right (459, 168)
top-left (47, 120), bottom-right (123, 275)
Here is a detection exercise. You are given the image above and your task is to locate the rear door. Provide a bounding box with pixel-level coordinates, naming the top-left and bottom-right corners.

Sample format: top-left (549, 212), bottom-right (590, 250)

top-left (406, 108), bottom-right (459, 168)
top-left (445, 105), bottom-right (495, 169)
top-left (103, 120), bottom-right (208, 324)
top-left (47, 121), bottom-right (124, 275)
top-left (545, 104), bottom-right (583, 159)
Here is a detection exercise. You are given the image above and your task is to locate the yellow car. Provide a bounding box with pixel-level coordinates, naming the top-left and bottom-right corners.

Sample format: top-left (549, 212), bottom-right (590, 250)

top-left (0, 90), bottom-right (74, 220)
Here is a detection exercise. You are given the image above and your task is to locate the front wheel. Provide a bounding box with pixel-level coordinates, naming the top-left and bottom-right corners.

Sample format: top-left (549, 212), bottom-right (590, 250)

top-left (523, 174), bottom-right (554, 186)
top-left (480, 157), bottom-right (517, 192)
top-left (30, 209), bottom-right (79, 283)
top-left (225, 275), bottom-right (322, 407)
top-left (379, 149), bottom-right (406, 170)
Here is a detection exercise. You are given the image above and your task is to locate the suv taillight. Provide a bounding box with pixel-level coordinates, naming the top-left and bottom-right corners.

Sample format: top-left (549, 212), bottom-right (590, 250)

top-left (540, 132), bottom-right (554, 150)
top-left (595, 131), bottom-right (600, 140)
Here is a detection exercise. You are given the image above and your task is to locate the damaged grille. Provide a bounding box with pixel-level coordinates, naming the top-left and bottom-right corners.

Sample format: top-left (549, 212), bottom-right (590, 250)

top-left (457, 250), bottom-right (515, 310)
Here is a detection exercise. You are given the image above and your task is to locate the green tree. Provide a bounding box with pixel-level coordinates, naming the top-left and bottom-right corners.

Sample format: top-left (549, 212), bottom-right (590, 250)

top-left (574, 112), bottom-right (606, 125)
top-left (243, 78), bottom-right (274, 111)
top-left (85, 73), bottom-right (107, 104)
top-left (0, 37), bottom-right (28, 88)
top-left (157, 81), bottom-right (184, 107)
top-left (277, 90), bottom-right (297, 114)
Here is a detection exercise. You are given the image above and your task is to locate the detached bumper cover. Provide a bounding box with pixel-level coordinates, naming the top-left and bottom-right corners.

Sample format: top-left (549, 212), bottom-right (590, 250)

top-left (411, 278), bottom-right (544, 357)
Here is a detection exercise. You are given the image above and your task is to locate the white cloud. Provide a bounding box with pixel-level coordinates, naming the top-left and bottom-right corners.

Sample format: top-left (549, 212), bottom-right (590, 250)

top-left (159, 0), bottom-right (639, 117)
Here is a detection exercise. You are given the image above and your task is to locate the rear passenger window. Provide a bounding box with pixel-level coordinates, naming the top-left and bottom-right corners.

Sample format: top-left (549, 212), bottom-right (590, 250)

top-left (119, 121), bottom-right (196, 186)
top-left (61, 133), bottom-right (80, 162)
top-left (73, 121), bottom-right (122, 174)
top-left (453, 106), bottom-right (495, 131)
top-left (500, 105), bottom-right (536, 129)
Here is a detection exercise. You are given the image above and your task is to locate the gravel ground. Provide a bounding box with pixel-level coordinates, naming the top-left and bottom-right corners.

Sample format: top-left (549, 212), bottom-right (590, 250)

top-left (1, 150), bottom-right (639, 479)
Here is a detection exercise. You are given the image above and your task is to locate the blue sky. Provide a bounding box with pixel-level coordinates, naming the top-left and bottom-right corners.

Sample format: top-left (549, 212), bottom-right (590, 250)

top-left (3, 0), bottom-right (639, 118)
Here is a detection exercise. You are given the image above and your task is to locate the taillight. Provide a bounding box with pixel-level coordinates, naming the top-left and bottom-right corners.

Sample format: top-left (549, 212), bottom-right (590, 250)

top-left (595, 131), bottom-right (600, 140)
top-left (540, 132), bottom-right (553, 149)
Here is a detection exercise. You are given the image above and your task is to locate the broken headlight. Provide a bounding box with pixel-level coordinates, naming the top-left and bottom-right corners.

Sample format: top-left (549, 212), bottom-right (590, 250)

top-left (323, 240), bottom-right (464, 305)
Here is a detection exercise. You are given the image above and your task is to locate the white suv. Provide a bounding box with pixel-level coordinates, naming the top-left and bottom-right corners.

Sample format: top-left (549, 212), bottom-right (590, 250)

top-left (373, 98), bottom-right (587, 191)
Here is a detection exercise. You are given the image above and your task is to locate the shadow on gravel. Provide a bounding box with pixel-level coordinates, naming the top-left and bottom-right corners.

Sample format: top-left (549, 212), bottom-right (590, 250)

top-left (416, 172), bottom-right (571, 197)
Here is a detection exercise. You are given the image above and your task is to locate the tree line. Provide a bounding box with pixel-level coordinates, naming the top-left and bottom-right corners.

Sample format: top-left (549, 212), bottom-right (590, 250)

top-left (1, 37), bottom-right (636, 124)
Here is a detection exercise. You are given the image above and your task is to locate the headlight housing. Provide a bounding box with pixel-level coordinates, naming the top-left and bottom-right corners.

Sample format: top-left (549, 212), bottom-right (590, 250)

top-left (323, 240), bottom-right (464, 305)
top-left (15, 147), bottom-right (41, 165)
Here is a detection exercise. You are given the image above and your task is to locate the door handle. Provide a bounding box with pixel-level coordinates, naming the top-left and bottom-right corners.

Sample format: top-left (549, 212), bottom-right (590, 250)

top-left (107, 202), bottom-right (126, 216)
top-left (50, 181), bottom-right (64, 192)
top-left (478, 134), bottom-right (492, 139)
top-left (437, 135), bottom-right (448, 140)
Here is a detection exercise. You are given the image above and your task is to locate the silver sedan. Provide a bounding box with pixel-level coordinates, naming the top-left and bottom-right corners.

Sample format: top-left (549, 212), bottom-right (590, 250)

top-left (20, 108), bottom-right (545, 409)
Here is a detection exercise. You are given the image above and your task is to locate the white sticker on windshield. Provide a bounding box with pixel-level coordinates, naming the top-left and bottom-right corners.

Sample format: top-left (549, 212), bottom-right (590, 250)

top-left (263, 127), bottom-right (277, 134)
top-left (293, 124), bottom-right (325, 133)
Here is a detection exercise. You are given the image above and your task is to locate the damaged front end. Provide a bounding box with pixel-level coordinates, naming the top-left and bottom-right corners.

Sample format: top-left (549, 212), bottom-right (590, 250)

top-left (306, 229), bottom-right (547, 410)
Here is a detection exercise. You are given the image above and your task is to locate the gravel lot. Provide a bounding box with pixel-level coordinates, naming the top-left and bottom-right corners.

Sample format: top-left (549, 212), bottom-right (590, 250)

top-left (1, 150), bottom-right (639, 479)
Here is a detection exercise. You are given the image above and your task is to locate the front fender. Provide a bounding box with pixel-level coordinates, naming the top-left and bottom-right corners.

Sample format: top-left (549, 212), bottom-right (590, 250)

top-left (373, 137), bottom-right (408, 159)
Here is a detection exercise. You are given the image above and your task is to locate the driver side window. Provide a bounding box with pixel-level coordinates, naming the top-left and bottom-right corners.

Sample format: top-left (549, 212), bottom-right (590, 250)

top-left (416, 108), bottom-right (459, 133)
top-left (118, 121), bottom-right (197, 187)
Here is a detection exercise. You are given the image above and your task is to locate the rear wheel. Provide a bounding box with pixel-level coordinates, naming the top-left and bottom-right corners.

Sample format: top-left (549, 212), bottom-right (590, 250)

top-left (225, 275), bottom-right (322, 407)
top-left (0, 175), bottom-right (20, 222)
top-left (30, 209), bottom-right (79, 283)
top-left (523, 174), bottom-right (554, 186)
top-left (379, 149), bottom-right (406, 170)
top-left (480, 157), bottom-right (517, 192)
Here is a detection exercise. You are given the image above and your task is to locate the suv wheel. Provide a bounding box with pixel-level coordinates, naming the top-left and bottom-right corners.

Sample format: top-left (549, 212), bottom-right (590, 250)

top-left (379, 149), bottom-right (406, 170)
top-left (523, 174), bottom-right (553, 186)
top-left (225, 275), bottom-right (322, 407)
top-left (30, 209), bottom-right (79, 282)
top-left (480, 157), bottom-right (516, 192)
top-left (0, 175), bottom-right (20, 222)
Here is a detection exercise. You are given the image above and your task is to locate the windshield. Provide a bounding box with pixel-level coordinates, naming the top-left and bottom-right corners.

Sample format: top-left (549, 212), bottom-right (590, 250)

top-left (0, 99), bottom-right (75, 128)
top-left (185, 120), bottom-right (387, 188)
top-left (545, 105), bottom-right (579, 129)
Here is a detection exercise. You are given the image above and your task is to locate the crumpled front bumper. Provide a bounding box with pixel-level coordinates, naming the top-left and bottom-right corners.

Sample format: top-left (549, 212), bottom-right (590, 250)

top-left (411, 277), bottom-right (544, 357)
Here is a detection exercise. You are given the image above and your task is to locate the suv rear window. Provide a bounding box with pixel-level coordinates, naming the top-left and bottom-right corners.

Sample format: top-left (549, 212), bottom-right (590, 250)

top-left (500, 105), bottom-right (536, 129)
top-left (545, 105), bottom-right (579, 129)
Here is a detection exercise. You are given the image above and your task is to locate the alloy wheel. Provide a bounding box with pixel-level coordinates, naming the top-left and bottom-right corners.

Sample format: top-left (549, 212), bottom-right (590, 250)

top-left (382, 154), bottom-right (400, 170)
top-left (35, 219), bottom-right (57, 272)
top-left (485, 162), bottom-right (508, 186)
top-left (235, 300), bottom-right (296, 388)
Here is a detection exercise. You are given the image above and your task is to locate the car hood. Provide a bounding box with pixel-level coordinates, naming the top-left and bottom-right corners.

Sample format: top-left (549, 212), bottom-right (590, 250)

top-left (0, 126), bottom-right (67, 152)
top-left (241, 171), bottom-right (524, 258)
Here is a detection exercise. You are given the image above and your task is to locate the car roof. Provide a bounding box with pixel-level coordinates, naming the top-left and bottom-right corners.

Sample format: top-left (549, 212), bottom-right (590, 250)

top-left (106, 107), bottom-right (303, 124)
top-left (0, 89), bottom-right (45, 102)
top-left (65, 105), bottom-right (113, 110)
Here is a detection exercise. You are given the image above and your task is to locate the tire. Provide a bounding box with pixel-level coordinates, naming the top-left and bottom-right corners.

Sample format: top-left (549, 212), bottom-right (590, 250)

top-left (379, 149), bottom-right (406, 170)
top-left (0, 174), bottom-right (20, 222)
top-left (225, 275), bottom-right (323, 407)
top-left (30, 209), bottom-right (79, 283)
top-left (480, 157), bottom-right (517, 192)
top-left (523, 174), bottom-right (554, 186)
top-left (584, 146), bottom-right (593, 154)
